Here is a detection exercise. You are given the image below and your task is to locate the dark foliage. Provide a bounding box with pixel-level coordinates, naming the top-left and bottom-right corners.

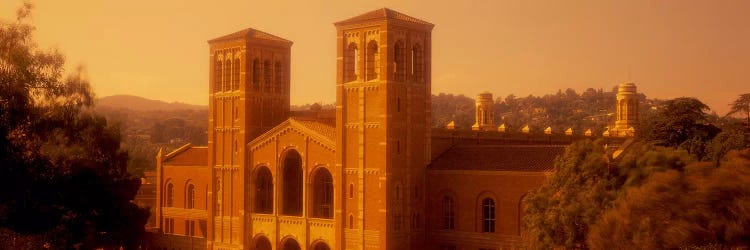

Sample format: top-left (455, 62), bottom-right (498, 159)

top-left (0, 3), bottom-right (147, 248)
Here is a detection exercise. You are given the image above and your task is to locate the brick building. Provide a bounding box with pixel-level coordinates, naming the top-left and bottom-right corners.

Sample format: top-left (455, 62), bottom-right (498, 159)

top-left (145, 8), bottom-right (635, 250)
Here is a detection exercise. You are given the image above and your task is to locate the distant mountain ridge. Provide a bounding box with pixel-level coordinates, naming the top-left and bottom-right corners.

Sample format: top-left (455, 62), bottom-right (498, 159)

top-left (96, 95), bottom-right (207, 111)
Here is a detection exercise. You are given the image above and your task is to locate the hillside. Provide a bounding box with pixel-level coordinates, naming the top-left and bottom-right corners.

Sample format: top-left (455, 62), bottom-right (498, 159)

top-left (96, 95), bottom-right (206, 111)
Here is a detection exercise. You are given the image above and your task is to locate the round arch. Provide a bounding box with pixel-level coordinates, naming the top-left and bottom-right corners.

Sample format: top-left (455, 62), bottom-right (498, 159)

top-left (310, 240), bottom-right (331, 250)
top-left (280, 236), bottom-right (301, 250)
top-left (184, 179), bottom-right (196, 209)
top-left (251, 165), bottom-right (274, 214)
top-left (309, 166), bottom-right (333, 218)
top-left (475, 191), bottom-right (499, 233)
top-left (280, 149), bottom-right (303, 216)
top-left (251, 234), bottom-right (272, 250)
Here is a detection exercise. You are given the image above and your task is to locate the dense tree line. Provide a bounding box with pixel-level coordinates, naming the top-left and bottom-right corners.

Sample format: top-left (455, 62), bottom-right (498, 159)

top-left (431, 87), bottom-right (652, 135)
top-left (0, 4), bottom-right (147, 248)
top-left (523, 94), bottom-right (750, 249)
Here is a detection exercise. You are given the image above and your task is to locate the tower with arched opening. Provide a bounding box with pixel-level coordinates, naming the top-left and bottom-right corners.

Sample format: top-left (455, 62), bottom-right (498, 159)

top-left (335, 8), bottom-right (434, 250)
top-left (614, 83), bottom-right (639, 136)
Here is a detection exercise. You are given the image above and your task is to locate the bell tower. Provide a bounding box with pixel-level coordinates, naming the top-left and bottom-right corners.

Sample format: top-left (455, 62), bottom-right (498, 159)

top-left (206, 28), bottom-right (291, 249)
top-left (334, 8), bottom-right (434, 250)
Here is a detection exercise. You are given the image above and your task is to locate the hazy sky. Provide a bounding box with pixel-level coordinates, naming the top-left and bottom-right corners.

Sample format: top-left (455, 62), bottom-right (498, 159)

top-left (1, 0), bottom-right (748, 114)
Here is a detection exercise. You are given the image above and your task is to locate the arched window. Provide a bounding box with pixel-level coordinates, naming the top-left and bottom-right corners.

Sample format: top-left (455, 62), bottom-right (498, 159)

top-left (186, 183), bottom-right (195, 209)
top-left (263, 60), bottom-right (272, 92)
top-left (366, 40), bottom-right (379, 81)
top-left (223, 59), bottom-right (231, 91)
top-left (214, 59), bottom-right (222, 92)
top-left (254, 236), bottom-right (272, 250)
top-left (282, 238), bottom-right (301, 250)
top-left (282, 150), bottom-right (303, 216)
top-left (482, 198), bottom-right (495, 233)
top-left (312, 241), bottom-right (331, 250)
top-left (344, 43), bottom-right (358, 82)
top-left (165, 182), bottom-right (174, 207)
top-left (394, 41), bottom-right (405, 81)
top-left (442, 196), bottom-right (455, 229)
top-left (254, 167), bottom-right (273, 214)
top-left (275, 61), bottom-right (283, 93)
top-left (412, 44), bottom-right (424, 83)
top-left (349, 183), bottom-right (354, 199)
top-left (232, 58), bottom-right (240, 90)
top-left (252, 59), bottom-right (260, 90)
top-left (349, 214), bottom-right (354, 229)
top-left (312, 168), bottom-right (333, 218)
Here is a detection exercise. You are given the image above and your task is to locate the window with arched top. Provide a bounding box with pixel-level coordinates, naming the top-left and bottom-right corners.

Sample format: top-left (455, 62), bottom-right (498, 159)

top-left (282, 238), bottom-right (301, 250)
top-left (411, 44), bottom-right (424, 83)
top-left (263, 60), bottom-right (272, 92)
top-left (275, 61), bottom-right (283, 93)
top-left (312, 168), bottom-right (333, 218)
top-left (282, 150), bottom-right (303, 216)
top-left (214, 60), bottom-right (222, 92)
top-left (312, 242), bottom-right (331, 250)
top-left (349, 214), bottom-right (354, 229)
top-left (186, 183), bottom-right (195, 209)
top-left (223, 59), bottom-right (231, 91)
top-left (254, 236), bottom-right (272, 250)
top-left (366, 40), bottom-right (379, 81)
top-left (254, 167), bottom-right (273, 213)
top-left (165, 182), bottom-right (174, 207)
top-left (232, 58), bottom-right (240, 90)
top-left (482, 198), bottom-right (495, 233)
top-left (394, 41), bottom-right (405, 81)
top-left (349, 183), bottom-right (354, 199)
top-left (442, 196), bottom-right (455, 229)
top-left (252, 59), bottom-right (260, 90)
top-left (344, 43), bottom-right (358, 82)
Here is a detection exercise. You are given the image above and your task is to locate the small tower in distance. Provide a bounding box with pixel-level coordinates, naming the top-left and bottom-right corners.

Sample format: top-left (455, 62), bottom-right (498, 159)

top-left (614, 83), bottom-right (639, 136)
top-left (472, 92), bottom-right (495, 131)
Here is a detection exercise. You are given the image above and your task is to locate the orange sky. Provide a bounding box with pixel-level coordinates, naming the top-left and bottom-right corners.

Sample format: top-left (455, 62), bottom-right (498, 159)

top-left (1, 0), bottom-right (748, 114)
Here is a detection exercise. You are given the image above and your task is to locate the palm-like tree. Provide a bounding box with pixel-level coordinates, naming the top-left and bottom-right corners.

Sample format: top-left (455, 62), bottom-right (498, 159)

top-left (727, 93), bottom-right (750, 128)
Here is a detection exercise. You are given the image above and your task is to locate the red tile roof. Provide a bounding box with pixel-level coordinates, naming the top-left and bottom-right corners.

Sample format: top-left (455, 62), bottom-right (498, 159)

top-left (208, 27), bottom-right (292, 44)
top-left (293, 118), bottom-right (335, 140)
top-left (335, 8), bottom-right (433, 26)
top-left (428, 145), bottom-right (564, 172)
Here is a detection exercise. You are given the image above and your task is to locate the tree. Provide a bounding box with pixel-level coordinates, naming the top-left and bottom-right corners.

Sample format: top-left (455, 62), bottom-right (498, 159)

top-left (641, 97), bottom-right (720, 159)
top-left (0, 3), bottom-right (147, 249)
top-left (523, 140), bottom-right (695, 249)
top-left (588, 149), bottom-right (750, 249)
top-left (727, 93), bottom-right (750, 128)
top-left (523, 140), bottom-right (612, 249)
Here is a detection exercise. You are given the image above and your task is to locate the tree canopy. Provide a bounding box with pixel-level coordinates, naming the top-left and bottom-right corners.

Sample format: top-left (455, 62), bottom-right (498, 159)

top-left (0, 3), bottom-right (147, 249)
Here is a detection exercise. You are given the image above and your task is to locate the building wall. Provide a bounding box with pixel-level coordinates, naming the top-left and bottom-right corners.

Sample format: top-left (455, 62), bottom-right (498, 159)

top-left (245, 123), bottom-right (337, 250)
top-left (155, 162), bottom-right (211, 243)
top-left (426, 170), bottom-right (548, 250)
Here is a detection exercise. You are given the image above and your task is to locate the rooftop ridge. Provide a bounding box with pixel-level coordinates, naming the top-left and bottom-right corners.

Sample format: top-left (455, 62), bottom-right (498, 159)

top-left (334, 7), bottom-right (434, 26)
top-left (208, 27), bottom-right (292, 44)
